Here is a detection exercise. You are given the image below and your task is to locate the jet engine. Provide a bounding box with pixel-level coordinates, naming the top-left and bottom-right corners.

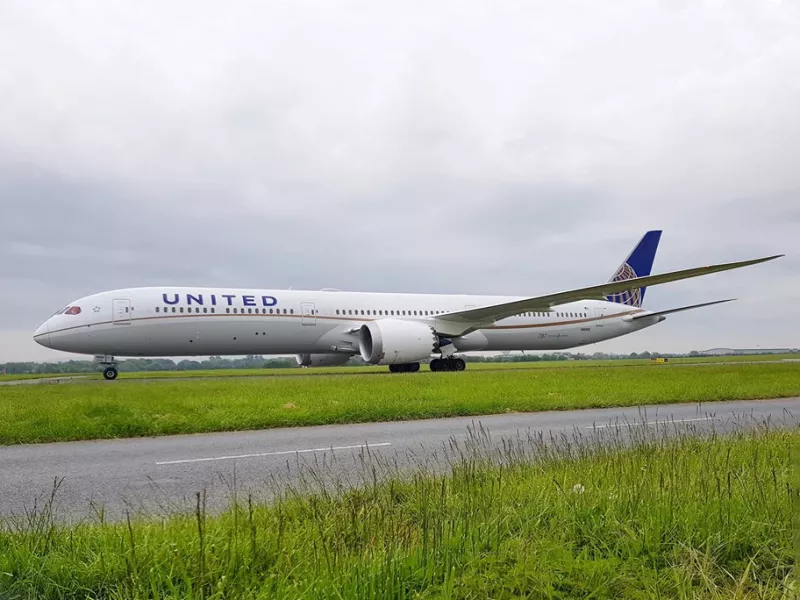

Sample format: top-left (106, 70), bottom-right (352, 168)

top-left (295, 353), bottom-right (353, 367)
top-left (359, 319), bottom-right (438, 365)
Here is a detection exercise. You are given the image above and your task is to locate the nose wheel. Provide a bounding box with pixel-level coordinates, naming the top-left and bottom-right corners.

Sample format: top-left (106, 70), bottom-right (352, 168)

top-left (95, 355), bottom-right (119, 380)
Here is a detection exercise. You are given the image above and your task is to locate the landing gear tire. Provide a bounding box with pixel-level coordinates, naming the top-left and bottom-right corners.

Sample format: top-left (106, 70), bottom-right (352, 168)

top-left (103, 367), bottom-right (118, 380)
top-left (430, 358), bottom-right (466, 372)
top-left (389, 363), bottom-right (421, 373)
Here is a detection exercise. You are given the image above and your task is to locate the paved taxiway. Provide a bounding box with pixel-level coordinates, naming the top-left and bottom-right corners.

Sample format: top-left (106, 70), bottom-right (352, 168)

top-left (1, 397), bottom-right (797, 522)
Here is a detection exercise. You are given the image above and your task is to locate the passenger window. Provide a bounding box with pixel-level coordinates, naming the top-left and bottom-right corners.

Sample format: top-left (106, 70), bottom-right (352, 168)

top-left (211, 308), bottom-right (215, 314)
top-left (290, 309), bottom-right (294, 314)
top-left (155, 307), bottom-right (160, 313)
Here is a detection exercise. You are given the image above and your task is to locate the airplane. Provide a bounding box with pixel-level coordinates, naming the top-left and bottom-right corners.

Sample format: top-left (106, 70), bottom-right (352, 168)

top-left (33, 230), bottom-right (783, 380)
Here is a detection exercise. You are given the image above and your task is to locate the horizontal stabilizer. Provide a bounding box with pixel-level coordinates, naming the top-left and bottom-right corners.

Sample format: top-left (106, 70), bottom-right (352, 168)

top-left (630, 298), bottom-right (736, 320)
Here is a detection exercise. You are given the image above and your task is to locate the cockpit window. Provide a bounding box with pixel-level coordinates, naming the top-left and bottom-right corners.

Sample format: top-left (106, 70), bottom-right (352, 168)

top-left (64, 306), bottom-right (82, 315)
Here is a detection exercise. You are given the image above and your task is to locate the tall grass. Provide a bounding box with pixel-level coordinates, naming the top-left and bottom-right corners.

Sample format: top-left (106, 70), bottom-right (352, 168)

top-left (0, 362), bottom-right (798, 445)
top-left (0, 417), bottom-right (795, 599)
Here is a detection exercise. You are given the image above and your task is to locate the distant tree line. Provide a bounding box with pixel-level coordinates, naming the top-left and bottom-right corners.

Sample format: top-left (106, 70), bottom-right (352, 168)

top-left (3, 348), bottom-right (796, 375)
top-left (0, 355), bottom-right (297, 375)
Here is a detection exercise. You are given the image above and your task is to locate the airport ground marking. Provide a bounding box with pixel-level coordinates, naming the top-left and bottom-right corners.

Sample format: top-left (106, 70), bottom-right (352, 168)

top-left (156, 442), bottom-right (392, 465)
top-left (585, 416), bottom-right (715, 429)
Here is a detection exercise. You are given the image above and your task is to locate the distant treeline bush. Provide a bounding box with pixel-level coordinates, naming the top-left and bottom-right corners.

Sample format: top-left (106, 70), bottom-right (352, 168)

top-left (1, 351), bottom-right (670, 374)
top-left (0, 356), bottom-right (297, 374)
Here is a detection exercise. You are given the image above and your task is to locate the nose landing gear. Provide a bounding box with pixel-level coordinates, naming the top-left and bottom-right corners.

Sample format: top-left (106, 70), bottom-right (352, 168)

top-left (95, 355), bottom-right (119, 380)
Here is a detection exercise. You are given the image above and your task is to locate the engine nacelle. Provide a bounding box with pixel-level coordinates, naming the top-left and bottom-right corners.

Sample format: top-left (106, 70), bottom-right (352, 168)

top-left (359, 319), bottom-right (438, 365)
top-left (295, 353), bottom-right (353, 367)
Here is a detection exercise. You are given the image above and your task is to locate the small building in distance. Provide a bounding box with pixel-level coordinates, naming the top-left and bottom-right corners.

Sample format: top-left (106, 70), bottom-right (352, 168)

top-left (698, 347), bottom-right (796, 356)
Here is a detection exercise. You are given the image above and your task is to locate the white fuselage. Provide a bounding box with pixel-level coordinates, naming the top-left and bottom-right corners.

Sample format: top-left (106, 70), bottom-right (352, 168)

top-left (34, 287), bottom-right (663, 358)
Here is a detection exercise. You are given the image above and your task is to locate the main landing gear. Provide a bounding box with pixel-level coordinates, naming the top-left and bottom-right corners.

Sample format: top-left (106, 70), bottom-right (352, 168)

top-left (430, 358), bottom-right (466, 372)
top-left (387, 358), bottom-right (467, 373)
top-left (103, 366), bottom-right (118, 380)
top-left (389, 363), bottom-right (421, 373)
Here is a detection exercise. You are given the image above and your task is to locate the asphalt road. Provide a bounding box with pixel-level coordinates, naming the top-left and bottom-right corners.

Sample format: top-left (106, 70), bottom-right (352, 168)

top-left (1, 397), bottom-right (797, 522)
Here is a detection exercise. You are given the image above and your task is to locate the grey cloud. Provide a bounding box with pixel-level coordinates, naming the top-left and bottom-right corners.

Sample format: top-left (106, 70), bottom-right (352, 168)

top-left (0, 0), bottom-right (798, 361)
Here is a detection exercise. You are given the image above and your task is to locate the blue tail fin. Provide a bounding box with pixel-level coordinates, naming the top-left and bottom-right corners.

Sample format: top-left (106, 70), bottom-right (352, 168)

top-left (606, 230), bottom-right (662, 307)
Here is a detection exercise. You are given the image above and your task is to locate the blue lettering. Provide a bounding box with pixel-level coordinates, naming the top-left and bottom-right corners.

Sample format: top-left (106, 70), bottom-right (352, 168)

top-left (222, 294), bottom-right (236, 306)
top-left (163, 293), bottom-right (179, 305)
top-left (187, 294), bottom-right (204, 305)
top-left (242, 295), bottom-right (256, 306)
top-left (210, 294), bottom-right (217, 306)
top-left (261, 295), bottom-right (277, 307)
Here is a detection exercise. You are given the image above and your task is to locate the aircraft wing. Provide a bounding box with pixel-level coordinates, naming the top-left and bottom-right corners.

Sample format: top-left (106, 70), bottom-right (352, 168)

top-left (629, 298), bottom-right (736, 320)
top-left (434, 254), bottom-right (782, 330)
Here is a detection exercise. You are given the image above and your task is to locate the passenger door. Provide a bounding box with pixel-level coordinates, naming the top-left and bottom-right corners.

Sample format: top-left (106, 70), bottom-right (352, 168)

top-left (112, 299), bottom-right (131, 325)
top-left (593, 307), bottom-right (606, 329)
top-left (301, 302), bottom-right (316, 326)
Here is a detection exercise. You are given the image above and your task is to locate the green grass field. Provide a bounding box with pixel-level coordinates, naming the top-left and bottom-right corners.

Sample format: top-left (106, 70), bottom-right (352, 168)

top-left (1, 352), bottom-right (797, 382)
top-left (1, 423), bottom-right (795, 599)
top-left (1, 362), bottom-right (798, 445)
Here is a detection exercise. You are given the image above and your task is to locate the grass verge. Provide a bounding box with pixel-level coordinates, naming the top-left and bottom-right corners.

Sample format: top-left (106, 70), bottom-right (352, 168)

top-left (1, 353), bottom-right (796, 382)
top-left (1, 420), bottom-right (795, 599)
top-left (0, 362), bottom-right (798, 445)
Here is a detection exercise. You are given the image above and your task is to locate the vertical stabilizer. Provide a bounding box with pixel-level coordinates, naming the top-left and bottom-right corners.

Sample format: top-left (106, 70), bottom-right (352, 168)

top-left (606, 230), bottom-right (662, 307)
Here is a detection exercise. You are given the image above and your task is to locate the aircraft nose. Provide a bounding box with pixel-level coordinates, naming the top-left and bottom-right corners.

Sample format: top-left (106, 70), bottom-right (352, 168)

top-left (34, 320), bottom-right (51, 348)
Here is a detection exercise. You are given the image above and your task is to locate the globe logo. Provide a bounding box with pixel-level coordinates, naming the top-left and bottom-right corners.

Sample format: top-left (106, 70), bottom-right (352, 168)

top-left (608, 263), bottom-right (642, 307)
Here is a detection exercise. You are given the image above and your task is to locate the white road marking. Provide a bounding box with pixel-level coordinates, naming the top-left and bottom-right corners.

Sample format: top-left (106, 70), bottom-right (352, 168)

top-left (156, 442), bottom-right (392, 466)
top-left (585, 416), bottom-right (714, 429)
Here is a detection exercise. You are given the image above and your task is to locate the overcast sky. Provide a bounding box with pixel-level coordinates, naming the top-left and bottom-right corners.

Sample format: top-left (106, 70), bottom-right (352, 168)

top-left (0, 0), bottom-right (797, 362)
